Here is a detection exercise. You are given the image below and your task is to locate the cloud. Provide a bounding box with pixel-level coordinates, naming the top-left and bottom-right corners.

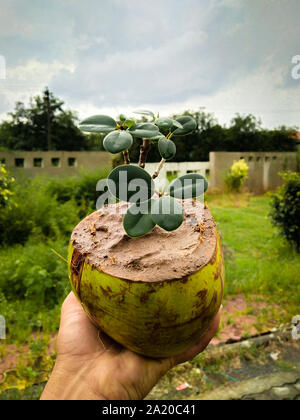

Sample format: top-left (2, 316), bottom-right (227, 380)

top-left (0, 0), bottom-right (300, 127)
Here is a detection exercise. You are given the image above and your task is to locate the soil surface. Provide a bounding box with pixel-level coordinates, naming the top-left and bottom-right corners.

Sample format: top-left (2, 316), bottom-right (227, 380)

top-left (71, 199), bottom-right (217, 282)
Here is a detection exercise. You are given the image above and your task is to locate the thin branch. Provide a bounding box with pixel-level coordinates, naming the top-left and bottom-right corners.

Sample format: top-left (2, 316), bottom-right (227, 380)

top-left (123, 149), bottom-right (130, 165)
top-left (152, 158), bottom-right (166, 179)
top-left (138, 139), bottom-right (151, 168)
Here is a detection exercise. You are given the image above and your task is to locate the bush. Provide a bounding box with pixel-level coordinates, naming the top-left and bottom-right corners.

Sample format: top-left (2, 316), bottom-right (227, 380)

top-left (0, 240), bottom-right (69, 308)
top-left (270, 172), bottom-right (300, 251)
top-left (224, 159), bottom-right (249, 192)
top-left (47, 168), bottom-right (109, 208)
top-left (0, 171), bottom-right (111, 340)
top-left (0, 179), bottom-right (81, 246)
top-left (0, 170), bottom-right (108, 246)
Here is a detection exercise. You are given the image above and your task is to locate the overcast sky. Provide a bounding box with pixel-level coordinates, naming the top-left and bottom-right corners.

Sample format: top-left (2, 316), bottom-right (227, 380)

top-left (0, 0), bottom-right (300, 128)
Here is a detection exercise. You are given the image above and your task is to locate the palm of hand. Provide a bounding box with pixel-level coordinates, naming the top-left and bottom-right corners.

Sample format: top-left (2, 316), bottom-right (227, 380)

top-left (42, 293), bottom-right (220, 400)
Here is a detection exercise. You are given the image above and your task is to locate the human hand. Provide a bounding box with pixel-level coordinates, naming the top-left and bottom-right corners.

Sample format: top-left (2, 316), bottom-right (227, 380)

top-left (41, 292), bottom-right (221, 400)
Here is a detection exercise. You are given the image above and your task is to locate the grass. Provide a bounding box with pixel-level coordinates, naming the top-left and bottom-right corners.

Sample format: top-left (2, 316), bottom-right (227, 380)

top-left (207, 192), bottom-right (300, 318)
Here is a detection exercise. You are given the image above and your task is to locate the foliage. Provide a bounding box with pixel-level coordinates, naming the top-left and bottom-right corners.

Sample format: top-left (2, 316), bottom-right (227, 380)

top-left (0, 89), bottom-right (87, 151)
top-left (0, 240), bottom-right (69, 308)
top-left (0, 94), bottom-right (296, 157)
top-left (47, 168), bottom-right (109, 209)
top-left (224, 159), bottom-right (249, 192)
top-left (0, 169), bottom-right (108, 246)
top-left (80, 111), bottom-right (204, 237)
top-left (128, 112), bottom-right (297, 162)
top-left (297, 150), bottom-right (300, 172)
top-left (0, 164), bottom-right (14, 208)
top-left (0, 180), bottom-right (79, 246)
top-left (269, 171), bottom-right (300, 251)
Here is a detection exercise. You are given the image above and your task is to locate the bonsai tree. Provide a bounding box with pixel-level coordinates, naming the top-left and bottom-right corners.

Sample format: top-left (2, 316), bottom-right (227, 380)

top-left (67, 110), bottom-right (224, 359)
top-left (79, 110), bottom-right (208, 238)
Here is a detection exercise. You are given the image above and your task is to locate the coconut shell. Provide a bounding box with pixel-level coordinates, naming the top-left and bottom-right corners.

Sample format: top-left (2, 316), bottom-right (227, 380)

top-left (68, 200), bottom-right (225, 358)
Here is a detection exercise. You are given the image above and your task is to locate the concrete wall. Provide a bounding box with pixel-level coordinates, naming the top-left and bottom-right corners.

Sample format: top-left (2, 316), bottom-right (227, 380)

top-left (0, 151), bottom-right (112, 177)
top-left (209, 152), bottom-right (297, 192)
top-left (145, 161), bottom-right (211, 191)
top-left (0, 150), bottom-right (297, 192)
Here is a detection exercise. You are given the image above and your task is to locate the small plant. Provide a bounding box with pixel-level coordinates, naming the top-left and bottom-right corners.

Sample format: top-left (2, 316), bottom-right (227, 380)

top-left (80, 110), bottom-right (208, 237)
top-left (270, 171), bottom-right (300, 251)
top-left (0, 164), bottom-right (14, 209)
top-left (224, 158), bottom-right (249, 192)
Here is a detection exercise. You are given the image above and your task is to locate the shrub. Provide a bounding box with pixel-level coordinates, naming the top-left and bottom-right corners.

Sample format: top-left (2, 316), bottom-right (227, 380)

top-left (0, 170), bottom-right (108, 246)
top-left (0, 179), bottom-right (81, 246)
top-left (224, 159), bottom-right (249, 192)
top-left (270, 171), bottom-right (300, 251)
top-left (0, 240), bottom-right (69, 307)
top-left (47, 168), bottom-right (109, 208)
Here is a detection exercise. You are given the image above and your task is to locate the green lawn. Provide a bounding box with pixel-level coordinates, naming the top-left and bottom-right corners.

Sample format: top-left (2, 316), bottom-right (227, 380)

top-left (208, 193), bottom-right (300, 318)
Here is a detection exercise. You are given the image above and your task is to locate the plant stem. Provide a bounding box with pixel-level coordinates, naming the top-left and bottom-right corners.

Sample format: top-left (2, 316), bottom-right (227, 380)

top-left (138, 139), bottom-right (151, 168)
top-left (123, 149), bottom-right (130, 165)
top-left (152, 158), bottom-right (166, 179)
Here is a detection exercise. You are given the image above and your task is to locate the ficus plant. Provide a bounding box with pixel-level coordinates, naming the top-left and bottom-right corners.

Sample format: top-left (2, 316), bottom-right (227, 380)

top-left (79, 110), bottom-right (208, 238)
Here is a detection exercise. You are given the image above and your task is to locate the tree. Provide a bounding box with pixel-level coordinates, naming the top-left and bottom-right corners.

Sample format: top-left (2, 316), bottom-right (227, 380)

top-left (0, 89), bottom-right (87, 151)
top-left (122, 109), bottom-right (296, 163)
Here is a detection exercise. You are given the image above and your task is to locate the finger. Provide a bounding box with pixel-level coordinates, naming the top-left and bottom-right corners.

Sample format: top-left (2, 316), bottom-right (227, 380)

top-left (59, 292), bottom-right (123, 354)
top-left (61, 292), bottom-right (84, 317)
top-left (58, 292), bottom-right (101, 348)
top-left (172, 309), bottom-right (221, 365)
top-left (60, 292), bottom-right (93, 328)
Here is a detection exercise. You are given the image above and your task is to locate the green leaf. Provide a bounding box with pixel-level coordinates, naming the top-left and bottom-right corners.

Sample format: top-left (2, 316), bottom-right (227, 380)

top-left (123, 201), bottom-right (156, 237)
top-left (79, 115), bottom-right (117, 133)
top-left (168, 173), bottom-right (208, 199)
top-left (129, 123), bottom-right (159, 138)
top-left (103, 131), bottom-right (133, 154)
top-left (132, 109), bottom-right (155, 117)
top-left (155, 118), bottom-right (184, 131)
top-left (155, 117), bottom-right (174, 130)
top-left (149, 132), bottom-right (165, 142)
top-left (150, 196), bottom-right (184, 232)
top-left (158, 138), bottom-right (176, 160)
top-left (118, 114), bottom-right (126, 122)
top-left (124, 119), bottom-right (135, 128)
top-left (172, 120), bottom-right (183, 129)
top-left (172, 116), bottom-right (197, 136)
top-left (108, 164), bottom-right (155, 203)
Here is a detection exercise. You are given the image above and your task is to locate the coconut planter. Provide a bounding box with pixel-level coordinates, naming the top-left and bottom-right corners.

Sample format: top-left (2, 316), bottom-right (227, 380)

top-left (68, 199), bottom-right (224, 358)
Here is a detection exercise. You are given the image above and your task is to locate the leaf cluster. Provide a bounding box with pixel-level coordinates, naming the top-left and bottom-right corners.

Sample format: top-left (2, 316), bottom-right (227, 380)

top-left (79, 110), bottom-right (208, 237)
top-left (270, 171), bottom-right (300, 251)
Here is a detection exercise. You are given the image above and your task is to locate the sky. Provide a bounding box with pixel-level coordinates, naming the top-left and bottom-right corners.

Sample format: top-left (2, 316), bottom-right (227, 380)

top-left (0, 0), bottom-right (300, 128)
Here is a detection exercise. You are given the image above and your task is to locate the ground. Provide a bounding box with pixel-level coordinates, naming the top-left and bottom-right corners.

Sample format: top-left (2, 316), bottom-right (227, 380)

top-left (0, 192), bottom-right (299, 399)
top-left (147, 326), bottom-right (300, 400)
